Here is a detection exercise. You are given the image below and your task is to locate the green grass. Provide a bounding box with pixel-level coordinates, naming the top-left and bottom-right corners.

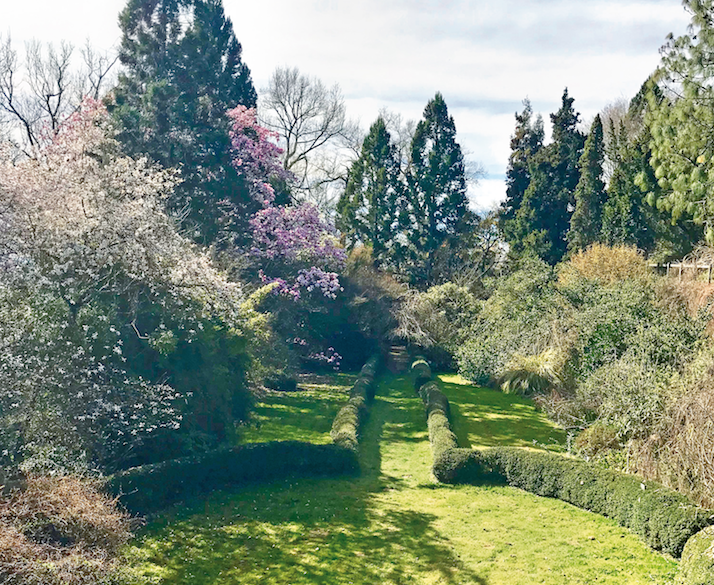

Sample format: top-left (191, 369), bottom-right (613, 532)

top-left (238, 373), bottom-right (357, 444)
top-left (127, 374), bottom-right (678, 585)
top-left (439, 373), bottom-right (566, 450)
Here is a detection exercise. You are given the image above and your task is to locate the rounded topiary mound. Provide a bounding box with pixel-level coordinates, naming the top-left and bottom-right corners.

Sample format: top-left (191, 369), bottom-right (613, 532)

top-left (677, 526), bottom-right (714, 585)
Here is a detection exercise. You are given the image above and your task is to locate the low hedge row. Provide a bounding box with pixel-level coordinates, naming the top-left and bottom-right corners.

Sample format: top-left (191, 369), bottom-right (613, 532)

top-left (106, 441), bottom-right (358, 514)
top-left (433, 446), bottom-right (713, 557)
top-left (411, 359), bottom-right (459, 464)
top-left (330, 354), bottom-right (382, 453)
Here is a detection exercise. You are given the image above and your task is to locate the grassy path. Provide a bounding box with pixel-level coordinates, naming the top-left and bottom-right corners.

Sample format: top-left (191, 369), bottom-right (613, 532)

top-left (129, 375), bottom-right (678, 584)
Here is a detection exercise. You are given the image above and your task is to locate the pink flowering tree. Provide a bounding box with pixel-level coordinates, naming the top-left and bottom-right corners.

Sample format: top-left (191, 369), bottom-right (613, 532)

top-left (228, 106), bottom-right (349, 369)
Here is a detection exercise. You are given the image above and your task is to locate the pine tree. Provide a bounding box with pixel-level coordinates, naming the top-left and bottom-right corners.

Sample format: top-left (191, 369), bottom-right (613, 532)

top-left (111, 0), bottom-right (258, 244)
top-left (500, 99), bottom-right (544, 247)
top-left (404, 93), bottom-right (472, 286)
top-left (336, 117), bottom-right (404, 268)
top-left (568, 114), bottom-right (606, 251)
top-left (508, 89), bottom-right (585, 264)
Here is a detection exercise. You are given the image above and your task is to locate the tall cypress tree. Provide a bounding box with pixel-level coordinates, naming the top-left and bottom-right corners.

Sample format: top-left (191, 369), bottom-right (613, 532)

top-left (336, 117), bottom-right (404, 268)
top-left (508, 89), bottom-right (585, 264)
top-left (500, 99), bottom-right (544, 247)
top-left (111, 0), bottom-right (258, 244)
top-left (404, 93), bottom-right (472, 286)
top-left (568, 114), bottom-right (606, 252)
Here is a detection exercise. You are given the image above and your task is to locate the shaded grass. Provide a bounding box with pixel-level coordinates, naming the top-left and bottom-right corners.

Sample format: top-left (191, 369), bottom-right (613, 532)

top-left (439, 374), bottom-right (566, 450)
top-left (238, 373), bottom-right (357, 444)
top-left (128, 374), bottom-right (677, 585)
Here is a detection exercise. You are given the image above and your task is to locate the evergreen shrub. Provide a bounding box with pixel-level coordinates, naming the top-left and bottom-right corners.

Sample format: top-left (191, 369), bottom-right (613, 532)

top-left (676, 526), bottom-right (714, 585)
top-left (412, 358), bottom-right (432, 390)
top-left (107, 441), bottom-right (358, 514)
top-left (433, 446), bottom-right (713, 557)
top-left (330, 354), bottom-right (382, 452)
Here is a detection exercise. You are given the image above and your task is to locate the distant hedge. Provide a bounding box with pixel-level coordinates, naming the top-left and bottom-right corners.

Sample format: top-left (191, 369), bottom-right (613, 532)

top-left (433, 446), bottom-right (713, 557)
top-left (676, 526), bottom-right (714, 584)
top-left (107, 441), bottom-right (358, 514)
top-left (330, 354), bottom-right (381, 452)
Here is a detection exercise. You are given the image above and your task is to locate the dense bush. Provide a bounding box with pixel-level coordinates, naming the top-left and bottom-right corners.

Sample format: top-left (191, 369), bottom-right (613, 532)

top-left (0, 475), bottom-right (136, 585)
top-left (395, 283), bottom-right (481, 368)
top-left (433, 446), bottom-right (713, 557)
top-left (676, 526), bottom-right (714, 585)
top-left (457, 256), bottom-right (564, 385)
top-left (106, 441), bottom-right (358, 514)
top-left (330, 355), bottom-right (381, 452)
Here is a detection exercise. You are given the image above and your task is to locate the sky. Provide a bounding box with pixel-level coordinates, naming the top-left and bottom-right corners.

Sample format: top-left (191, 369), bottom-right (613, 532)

top-left (2, 0), bottom-right (692, 210)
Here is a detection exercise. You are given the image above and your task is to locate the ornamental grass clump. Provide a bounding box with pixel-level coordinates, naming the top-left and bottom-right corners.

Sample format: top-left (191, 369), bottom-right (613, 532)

top-left (499, 348), bottom-right (567, 397)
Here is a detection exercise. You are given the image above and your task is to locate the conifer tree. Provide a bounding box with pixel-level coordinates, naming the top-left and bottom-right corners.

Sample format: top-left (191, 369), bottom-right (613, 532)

top-left (500, 99), bottom-right (544, 247)
top-left (336, 117), bottom-right (404, 268)
top-left (111, 0), bottom-right (258, 244)
top-left (507, 89), bottom-right (585, 264)
top-left (568, 114), bottom-right (606, 251)
top-left (404, 93), bottom-right (472, 285)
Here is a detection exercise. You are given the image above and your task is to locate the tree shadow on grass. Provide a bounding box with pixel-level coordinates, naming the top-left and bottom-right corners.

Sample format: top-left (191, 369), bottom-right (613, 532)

top-left (133, 376), bottom-right (488, 585)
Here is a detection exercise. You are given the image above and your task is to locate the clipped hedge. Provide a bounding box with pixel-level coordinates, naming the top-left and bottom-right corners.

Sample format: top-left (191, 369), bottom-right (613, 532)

top-left (676, 526), bottom-right (714, 584)
top-left (330, 354), bottom-right (382, 452)
top-left (107, 441), bottom-right (358, 514)
top-left (412, 358), bottom-right (432, 390)
top-left (433, 446), bottom-right (713, 557)
top-left (411, 359), bottom-right (459, 464)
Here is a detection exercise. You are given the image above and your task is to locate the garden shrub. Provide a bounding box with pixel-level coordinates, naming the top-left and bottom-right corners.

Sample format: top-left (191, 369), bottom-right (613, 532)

top-left (330, 354), bottom-right (382, 452)
top-left (395, 283), bottom-right (481, 369)
top-left (559, 243), bottom-right (651, 286)
top-left (107, 441), bottom-right (358, 514)
top-left (433, 446), bottom-right (713, 557)
top-left (263, 373), bottom-right (298, 392)
top-left (573, 422), bottom-right (620, 458)
top-left (676, 526), bottom-right (714, 585)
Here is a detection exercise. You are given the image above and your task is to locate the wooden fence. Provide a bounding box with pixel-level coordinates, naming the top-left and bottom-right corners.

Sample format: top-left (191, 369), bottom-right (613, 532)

top-left (649, 262), bottom-right (714, 282)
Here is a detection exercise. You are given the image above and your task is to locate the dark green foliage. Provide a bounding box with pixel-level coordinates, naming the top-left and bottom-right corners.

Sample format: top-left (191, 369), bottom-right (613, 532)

top-left (505, 90), bottom-right (586, 264)
top-left (433, 446), bottom-right (713, 557)
top-left (568, 114), bottom-right (606, 252)
top-left (112, 0), bottom-right (258, 244)
top-left (106, 441), bottom-right (358, 514)
top-left (330, 355), bottom-right (381, 453)
top-left (499, 99), bottom-right (544, 235)
top-left (403, 93), bottom-right (474, 285)
top-left (676, 526), bottom-right (714, 584)
top-left (337, 118), bottom-right (404, 269)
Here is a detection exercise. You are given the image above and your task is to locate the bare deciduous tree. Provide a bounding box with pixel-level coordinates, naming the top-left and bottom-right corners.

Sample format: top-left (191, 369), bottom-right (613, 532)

top-left (260, 66), bottom-right (360, 210)
top-left (0, 35), bottom-right (117, 156)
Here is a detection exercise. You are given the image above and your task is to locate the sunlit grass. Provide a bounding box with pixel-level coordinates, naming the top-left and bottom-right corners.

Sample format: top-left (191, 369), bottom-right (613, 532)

top-left (439, 373), bottom-right (566, 450)
top-left (238, 373), bottom-right (357, 444)
top-left (128, 374), bottom-right (678, 585)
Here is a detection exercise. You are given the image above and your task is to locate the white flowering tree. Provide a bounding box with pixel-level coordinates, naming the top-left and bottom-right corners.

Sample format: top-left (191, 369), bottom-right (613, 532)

top-left (0, 100), bottom-right (264, 472)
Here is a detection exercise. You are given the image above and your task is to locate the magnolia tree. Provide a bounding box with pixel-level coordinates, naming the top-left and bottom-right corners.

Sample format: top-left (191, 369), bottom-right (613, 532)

top-left (227, 106), bottom-right (347, 368)
top-left (0, 100), bottom-right (263, 472)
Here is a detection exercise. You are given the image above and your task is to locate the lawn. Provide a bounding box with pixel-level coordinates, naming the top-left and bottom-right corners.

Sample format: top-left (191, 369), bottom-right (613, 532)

top-left (127, 374), bottom-right (678, 585)
top-left (238, 373), bottom-right (357, 445)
